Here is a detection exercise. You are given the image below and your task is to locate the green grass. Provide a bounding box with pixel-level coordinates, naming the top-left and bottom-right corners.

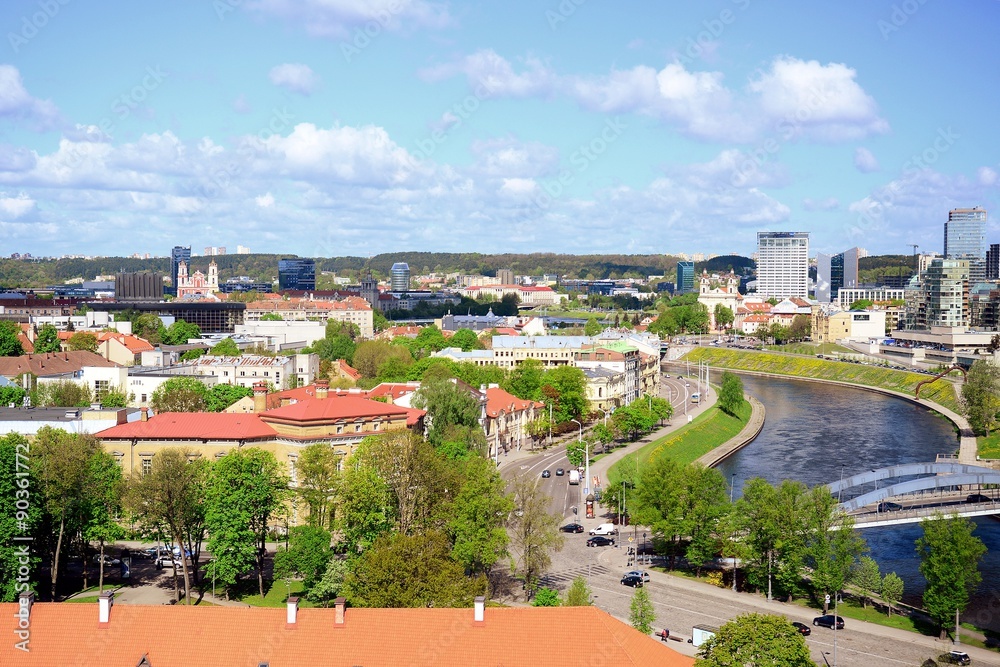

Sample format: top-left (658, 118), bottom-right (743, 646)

top-left (64, 595), bottom-right (101, 604)
top-left (976, 432), bottom-right (1000, 460)
top-left (683, 347), bottom-right (962, 415)
top-left (764, 341), bottom-right (855, 356)
top-left (238, 579), bottom-right (315, 608)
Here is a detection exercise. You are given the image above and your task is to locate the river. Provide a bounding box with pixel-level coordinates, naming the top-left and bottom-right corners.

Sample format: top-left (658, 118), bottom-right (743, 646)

top-left (713, 375), bottom-right (1000, 632)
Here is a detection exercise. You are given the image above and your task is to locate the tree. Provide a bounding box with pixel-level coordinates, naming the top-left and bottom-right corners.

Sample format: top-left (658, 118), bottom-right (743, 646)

top-left (353, 340), bottom-right (410, 378)
top-left (961, 359), bottom-right (1000, 436)
top-left (205, 448), bottom-right (287, 598)
top-left (295, 443), bottom-right (340, 529)
top-left (260, 313), bottom-right (283, 321)
top-left (180, 348), bottom-right (206, 361)
top-left (67, 331), bottom-right (98, 353)
top-left (540, 366), bottom-right (588, 424)
top-left (508, 475), bottom-right (563, 595)
top-left (713, 304), bottom-right (734, 331)
top-left (451, 328), bottom-right (483, 352)
top-left (209, 338), bottom-right (241, 357)
top-left (34, 324), bottom-right (61, 353)
top-left (133, 313), bottom-right (167, 344)
top-left (307, 557), bottom-right (349, 605)
top-left (584, 318), bottom-right (602, 336)
top-left (0, 385), bottom-right (26, 408)
top-left (505, 358), bottom-right (544, 400)
top-left (852, 556), bottom-right (882, 609)
top-left (717, 372), bottom-right (745, 417)
top-left (0, 434), bottom-right (43, 601)
top-left (849, 299), bottom-right (874, 311)
top-left (564, 576), bottom-right (593, 606)
top-left (0, 321), bottom-right (25, 356)
top-left (34, 380), bottom-right (93, 407)
top-left (206, 383), bottom-right (253, 412)
top-left (803, 486), bottom-right (866, 611)
top-left (310, 321), bottom-right (360, 364)
top-left (406, 325), bottom-right (448, 359)
top-left (680, 465), bottom-right (730, 576)
top-left (449, 458), bottom-right (513, 579)
top-left (81, 451), bottom-right (125, 593)
top-left (788, 314), bottom-right (811, 341)
top-left (916, 514), bottom-right (987, 638)
top-left (99, 385), bottom-right (131, 409)
top-left (150, 376), bottom-right (211, 412)
top-left (342, 531), bottom-right (483, 608)
top-left (412, 378), bottom-right (486, 458)
top-left (337, 459), bottom-right (395, 554)
top-left (695, 613), bottom-right (813, 667)
top-left (273, 525), bottom-right (332, 589)
top-left (629, 587), bottom-right (656, 634)
top-left (532, 587), bottom-right (560, 607)
top-left (880, 572), bottom-right (904, 617)
top-left (737, 478), bottom-right (808, 601)
top-left (161, 320), bottom-right (202, 345)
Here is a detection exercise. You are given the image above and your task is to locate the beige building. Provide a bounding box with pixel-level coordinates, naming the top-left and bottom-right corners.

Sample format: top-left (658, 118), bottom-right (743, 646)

top-left (696, 270), bottom-right (742, 332)
top-left (812, 308), bottom-right (887, 344)
top-left (243, 296), bottom-right (374, 339)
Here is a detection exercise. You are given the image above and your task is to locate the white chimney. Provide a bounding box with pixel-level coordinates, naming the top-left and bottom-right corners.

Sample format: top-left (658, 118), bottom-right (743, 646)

top-left (98, 591), bottom-right (114, 624)
top-left (286, 596), bottom-right (299, 624)
top-left (474, 595), bottom-right (485, 623)
top-left (334, 596), bottom-right (346, 626)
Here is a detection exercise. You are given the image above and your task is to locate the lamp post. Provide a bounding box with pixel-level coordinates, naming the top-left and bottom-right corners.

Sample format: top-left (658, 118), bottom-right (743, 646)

top-left (571, 418), bottom-right (586, 501)
top-left (548, 403), bottom-right (552, 447)
top-left (730, 473), bottom-right (736, 504)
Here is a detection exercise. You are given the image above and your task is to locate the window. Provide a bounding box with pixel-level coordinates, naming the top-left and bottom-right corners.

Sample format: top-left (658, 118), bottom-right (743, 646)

top-left (141, 458), bottom-right (152, 476)
top-left (336, 425), bottom-right (343, 434)
top-left (140, 394), bottom-right (147, 403)
top-left (355, 423), bottom-right (362, 432)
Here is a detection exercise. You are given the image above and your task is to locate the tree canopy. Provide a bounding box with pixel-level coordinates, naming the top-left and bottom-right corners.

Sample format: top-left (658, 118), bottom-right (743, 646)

top-left (695, 613), bottom-right (814, 667)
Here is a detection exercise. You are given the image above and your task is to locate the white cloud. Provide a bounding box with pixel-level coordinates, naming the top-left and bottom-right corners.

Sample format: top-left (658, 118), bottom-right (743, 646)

top-left (256, 192), bottom-right (275, 207)
top-left (853, 147), bottom-right (880, 173)
top-left (420, 50), bottom-right (556, 98)
top-left (499, 178), bottom-right (537, 196)
top-left (0, 65), bottom-right (61, 131)
top-left (978, 166), bottom-right (998, 187)
top-left (268, 64), bottom-right (320, 96)
top-left (244, 0), bottom-right (451, 38)
top-left (674, 149), bottom-right (789, 190)
top-left (0, 193), bottom-right (36, 219)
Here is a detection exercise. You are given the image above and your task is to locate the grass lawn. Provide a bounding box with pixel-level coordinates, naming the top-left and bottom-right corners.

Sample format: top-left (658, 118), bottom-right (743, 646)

top-left (64, 595), bottom-right (101, 604)
top-left (239, 579), bottom-right (316, 608)
top-left (765, 341), bottom-right (855, 356)
top-left (683, 347), bottom-right (962, 415)
top-left (977, 431), bottom-right (1000, 460)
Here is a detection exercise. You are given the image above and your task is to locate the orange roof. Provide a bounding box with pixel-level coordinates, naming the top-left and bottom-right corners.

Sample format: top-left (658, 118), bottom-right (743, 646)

top-left (485, 386), bottom-right (543, 418)
top-left (262, 395), bottom-right (418, 423)
top-left (335, 359), bottom-right (361, 380)
top-left (1, 602), bottom-right (693, 667)
top-left (98, 332), bottom-right (155, 353)
top-left (0, 350), bottom-right (118, 377)
top-left (16, 332), bottom-right (33, 353)
top-left (367, 382), bottom-right (421, 402)
top-left (97, 412), bottom-right (277, 441)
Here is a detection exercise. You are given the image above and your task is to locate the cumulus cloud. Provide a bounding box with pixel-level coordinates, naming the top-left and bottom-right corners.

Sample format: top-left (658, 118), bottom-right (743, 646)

top-left (978, 166), bottom-right (998, 187)
top-left (0, 65), bottom-right (61, 131)
top-left (0, 193), bottom-right (36, 219)
top-left (243, 0), bottom-right (452, 38)
top-left (268, 64), bottom-right (320, 95)
top-left (255, 192), bottom-right (275, 207)
top-left (853, 147), bottom-right (880, 173)
top-left (420, 49), bottom-right (555, 98)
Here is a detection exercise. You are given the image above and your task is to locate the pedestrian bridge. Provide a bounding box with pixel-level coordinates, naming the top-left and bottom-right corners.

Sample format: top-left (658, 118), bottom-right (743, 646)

top-left (825, 462), bottom-right (1000, 528)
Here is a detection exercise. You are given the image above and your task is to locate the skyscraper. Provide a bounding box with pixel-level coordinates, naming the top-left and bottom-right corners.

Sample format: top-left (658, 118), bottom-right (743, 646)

top-left (278, 258), bottom-right (316, 291)
top-left (676, 261), bottom-right (695, 293)
top-left (755, 232), bottom-right (809, 299)
top-left (390, 262), bottom-right (410, 291)
top-left (171, 245), bottom-right (191, 291)
top-left (944, 207), bottom-right (987, 283)
top-left (815, 247), bottom-right (860, 303)
top-left (987, 243), bottom-right (1000, 281)
top-left (923, 258), bottom-right (969, 328)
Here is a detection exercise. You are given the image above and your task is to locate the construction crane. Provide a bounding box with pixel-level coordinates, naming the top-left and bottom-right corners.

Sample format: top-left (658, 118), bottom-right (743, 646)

top-left (910, 244), bottom-right (919, 274)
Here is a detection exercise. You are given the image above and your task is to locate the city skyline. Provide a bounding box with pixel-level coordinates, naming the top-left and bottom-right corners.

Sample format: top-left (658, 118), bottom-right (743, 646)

top-left (0, 2), bottom-right (998, 258)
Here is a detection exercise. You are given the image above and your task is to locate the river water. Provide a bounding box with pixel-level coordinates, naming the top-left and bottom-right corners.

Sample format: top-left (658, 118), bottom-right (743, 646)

top-left (714, 375), bottom-right (1000, 631)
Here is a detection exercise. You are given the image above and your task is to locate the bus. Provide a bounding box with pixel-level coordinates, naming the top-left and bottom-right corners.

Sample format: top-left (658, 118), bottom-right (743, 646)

top-left (690, 392), bottom-right (701, 404)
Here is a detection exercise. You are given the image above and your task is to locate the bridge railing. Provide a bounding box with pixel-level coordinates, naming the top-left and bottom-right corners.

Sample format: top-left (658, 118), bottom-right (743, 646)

top-left (848, 500), bottom-right (1000, 525)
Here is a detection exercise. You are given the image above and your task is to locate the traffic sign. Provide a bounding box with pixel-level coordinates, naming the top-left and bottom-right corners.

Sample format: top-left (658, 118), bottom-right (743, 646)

top-left (628, 537), bottom-right (634, 543)
top-left (824, 594), bottom-right (830, 604)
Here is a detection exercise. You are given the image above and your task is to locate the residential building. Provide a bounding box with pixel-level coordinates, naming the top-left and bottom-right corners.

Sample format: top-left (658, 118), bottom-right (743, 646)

top-left (676, 261), bottom-right (695, 293)
top-left (944, 207), bottom-right (987, 283)
top-left (390, 262), bottom-right (411, 291)
top-left (922, 258), bottom-right (969, 328)
top-left (755, 231), bottom-right (809, 299)
top-left (236, 244), bottom-right (251, 254)
top-left (175, 260), bottom-right (220, 299)
top-left (573, 343), bottom-right (641, 406)
top-left (95, 332), bottom-right (156, 365)
top-left (497, 267), bottom-right (515, 285)
top-left (114, 272), bottom-right (164, 301)
top-left (462, 284), bottom-right (563, 306)
top-left (204, 246), bottom-right (226, 256)
top-left (190, 353), bottom-right (318, 390)
top-left (170, 245), bottom-right (191, 291)
top-left (219, 276), bottom-right (272, 293)
top-left (987, 243), bottom-right (1000, 281)
top-left (242, 295), bottom-right (374, 338)
top-left (278, 258), bottom-right (316, 291)
top-left (835, 287), bottom-right (906, 311)
top-left (811, 307), bottom-right (887, 343)
top-left (0, 350), bottom-right (119, 381)
top-left (0, 406), bottom-right (135, 437)
top-left (482, 385), bottom-right (544, 456)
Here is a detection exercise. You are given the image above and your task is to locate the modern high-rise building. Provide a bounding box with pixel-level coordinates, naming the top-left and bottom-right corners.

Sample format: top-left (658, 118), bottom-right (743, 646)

top-left (170, 245), bottom-right (191, 290)
top-left (986, 243), bottom-right (1000, 281)
top-left (278, 258), bottom-right (316, 291)
top-left (675, 261), bottom-right (695, 293)
top-left (922, 258), bottom-right (969, 328)
top-left (497, 268), bottom-right (515, 285)
top-left (390, 262), bottom-right (410, 291)
top-left (944, 207), bottom-right (987, 283)
top-left (755, 232), bottom-right (809, 299)
top-left (815, 247), bottom-right (860, 303)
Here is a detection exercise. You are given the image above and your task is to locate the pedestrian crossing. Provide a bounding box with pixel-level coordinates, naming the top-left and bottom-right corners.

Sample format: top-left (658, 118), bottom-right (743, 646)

top-left (539, 564), bottom-right (611, 588)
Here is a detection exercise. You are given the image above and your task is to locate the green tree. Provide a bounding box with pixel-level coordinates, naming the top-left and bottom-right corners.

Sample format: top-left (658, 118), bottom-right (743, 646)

top-left (681, 465), bottom-right (730, 576)
top-left (161, 320), bottom-right (202, 345)
top-left (34, 324), bottom-right (62, 353)
top-left (337, 459), bottom-right (395, 553)
top-left (0, 321), bottom-right (25, 356)
top-left (353, 340), bottom-right (408, 378)
top-left (505, 358), bottom-right (544, 400)
top-left (713, 304), bottom-right (734, 331)
top-left (880, 572), bottom-right (904, 617)
top-left (717, 372), bottom-right (745, 417)
top-left (648, 310), bottom-right (679, 338)
top-left (311, 321), bottom-right (360, 364)
top-left (81, 451), bottom-right (125, 593)
top-left (295, 443), bottom-right (340, 529)
top-left (180, 348), bottom-right (206, 361)
top-left (449, 458), bottom-right (513, 578)
top-left (260, 313), bottom-right (284, 321)
top-left (566, 437), bottom-right (588, 468)
top-left (412, 378), bottom-right (486, 458)
top-left (407, 325), bottom-right (448, 358)
top-left (273, 525), bottom-right (332, 589)
top-left (0, 385), bottom-right (27, 408)
top-left (150, 376), bottom-right (211, 412)
top-left (916, 514), bottom-right (987, 638)
top-left (584, 318), bottom-right (602, 336)
top-left (451, 328), bottom-right (483, 351)
top-left (532, 587), bottom-right (560, 607)
top-left (67, 331), bottom-right (98, 353)
top-left (342, 530), bottom-right (483, 608)
top-left (34, 380), bottom-right (93, 407)
top-left (206, 383), bottom-right (253, 412)
top-left (961, 359), bottom-right (1000, 436)
top-left (209, 338), bottom-right (241, 357)
top-left (629, 587), bottom-right (656, 634)
top-left (133, 313), bottom-right (167, 344)
top-left (803, 486), bottom-right (866, 611)
top-left (0, 434), bottom-right (43, 601)
top-left (509, 475), bottom-right (563, 595)
top-left (564, 576), bottom-right (593, 606)
top-left (99, 385), bottom-right (131, 409)
top-left (737, 478), bottom-right (808, 601)
top-left (852, 556), bottom-right (882, 609)
top-left (540, 366), bottom-right (588, 424)
top-left (695, 613), bottom-right (813, 667)
top-left (205, 448), bottom-right (287, 598)
top-left (788, 314), bottom-right (811, 341)
top-left (849, 299), bottom-right (874, 310)
top-left (307, 556), bottom-right (349, 605)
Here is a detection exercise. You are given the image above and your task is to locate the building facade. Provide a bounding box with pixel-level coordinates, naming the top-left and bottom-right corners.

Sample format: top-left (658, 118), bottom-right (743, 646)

top-left (390, 262), bottom-right (411, 291)
top-left (114, 272), bottom-right (164, 301)
top-left (755, 231), bottom-right (809, 299)
top-left (170, 245), bottom-right (191, 292)
top-left (278, 259), bottom-right (317, 291)
top-left (987, 243), bottom-right (1000, 281)
top-left (675, 261), bottom-right (695, 293)
top-left (944, 207), bottom-right (987, 284)
top-left (175, 261), bottom-right (220, 299)
top-left (816, 247), bottom-right (860, 303)
top-left (922, 258), bottom-right (969, 328)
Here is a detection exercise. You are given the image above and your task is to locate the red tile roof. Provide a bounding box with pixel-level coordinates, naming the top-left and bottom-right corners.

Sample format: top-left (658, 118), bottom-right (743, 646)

top-left (98, 332), bottom-right (156, 353)
top-left (262, 395), bottom-right (417, 423)
top-left (0, 350), bottom-right (118, 377)
top-left (97, 412), bottom-right (277, 441)
top-left (484, 387), bottom-right (543, 418)
top-left (16, 332), bottom-right (33, 354)
top-left (335, 359), bottom-right (361, 380)
top-left (366, 382), bottom-right (421, 402)
top-left (1, 603), bottom-right (694, 667)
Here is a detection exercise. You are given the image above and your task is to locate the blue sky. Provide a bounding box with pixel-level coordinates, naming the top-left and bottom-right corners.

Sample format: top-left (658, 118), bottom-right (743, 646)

top-left (1, 0), bottom-right (998, 260)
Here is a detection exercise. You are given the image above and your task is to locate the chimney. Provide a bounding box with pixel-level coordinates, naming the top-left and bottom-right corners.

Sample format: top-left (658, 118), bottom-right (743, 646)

top-left (286, 596), bottom-right (299, 625)
top-left (252, 381), bottom-right (268, 413)
top-left (334, 597), bottom-right (346, 626)
top-left (18, 590), bottom-right (34, 618)
top-left (315, 378), bottom-right (329, 400)
top-left (140, 407), bottom-right (149, 422)
top-left (98, 590), bottom-right (114, 624)
top-left (474, 596), bottom-right (485, 623)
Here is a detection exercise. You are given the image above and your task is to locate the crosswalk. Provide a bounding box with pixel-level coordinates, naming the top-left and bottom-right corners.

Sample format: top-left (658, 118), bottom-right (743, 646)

top-left (539, 564), bottom-right (611, 588)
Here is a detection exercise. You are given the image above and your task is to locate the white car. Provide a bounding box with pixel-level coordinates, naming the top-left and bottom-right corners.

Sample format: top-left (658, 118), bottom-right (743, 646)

top-left (589, 523), bottom-right (618, 536)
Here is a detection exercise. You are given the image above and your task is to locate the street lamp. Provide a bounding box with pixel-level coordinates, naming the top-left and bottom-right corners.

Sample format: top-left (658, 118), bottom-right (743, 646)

top-left (730, 473), bottom-right (736, 504)
top-left (571, 418), bottom-right (587, 500)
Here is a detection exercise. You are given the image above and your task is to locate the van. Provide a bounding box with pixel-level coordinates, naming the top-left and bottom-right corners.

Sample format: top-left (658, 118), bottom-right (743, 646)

top-left (690, 392), bottom-right (701, 404)
top-left (589, 523), bottom-right (617, 536)
top-left (568, 470), bottom-right (580, 485)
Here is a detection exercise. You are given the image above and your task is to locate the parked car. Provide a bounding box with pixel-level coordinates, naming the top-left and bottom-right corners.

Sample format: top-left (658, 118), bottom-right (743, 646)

top-left (589, 523), bottom-right (618, 536)
top-left (541, 469), bottom-right (551, 478)
top-left (625, 570), bottom-right (650, 582)
top-left (586, 536), bottom-right (615, 547)
top-left (621, 574), bottom-right (644, 587)
top-left (966, 493), bottom-right (992, 504)
top-left (812, 615), bottom-right (845, 629)
top-left (91, 554), bottom-right (121, 566)
top-left (560, 522), bottom-right (585, 533)
top-left (791, 621), bottom-right (811, 636)
top-left (877, 501), bottom-right (903, 512)
top-left (155, 555), bottom-right (177, 570)
top-left (940, 650), bottom-right (971, 665)
top-left (555, 468), bottom-right (565, 476)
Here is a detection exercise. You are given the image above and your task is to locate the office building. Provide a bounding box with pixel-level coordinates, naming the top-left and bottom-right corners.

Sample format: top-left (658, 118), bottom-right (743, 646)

top-left (497, 268), bottom-right (515, 285)
top-left (278, 258), bottom-right (316, 291)
top-left (987, 243), bottom-right (1000, 281)
top-left (944, 207), bottom-right (987, 283)
top-left (204, 246), bottom-right (227, 256)
top-left (755, 232), bottom-right (809, 299)
top-left (923, 258), bottom-right (969, 328)
top-left (815, 247), bottom-right (860, 303)
top-left (114, 272), bottom-right (164, 301)
top-left (390, 262), bottom-right (410, 291)
top-left (675, 261), bottom-right (695, 293)
top-left (170, 245), bottom-right (191, 290)
top-left (236, 245), bottom-right (251, 254)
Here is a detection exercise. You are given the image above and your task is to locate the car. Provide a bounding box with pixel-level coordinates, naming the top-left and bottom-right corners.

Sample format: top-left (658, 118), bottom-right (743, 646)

top-left (621, 574), bottom-right (644, 587)
top-left (560, 522), bottom-right (585, 533)
top-left (541, 469), bottom-right (551, 478)
top-left (625, 570), bottom-right (650, 582)
top-left (940, 650), bottom-right (972, 665)
top-left (791, 621), bottom-right (811, 636)
top-left (555, 468), bottom-right (565, 476)
top-left (589, 523), bottom-right (618, 536)
top-left (155, 555), bottom-right (177, 570)
top-left (586, 536), bottom-right (615, 547)
top-left (966, 493), bottom-right (992, 504)
top-left (877, 501), bottom-right (902, 512)
top-left (91, 554), bottom-right (121, 566)
top-left (812, 615), bottom-right (845, 630)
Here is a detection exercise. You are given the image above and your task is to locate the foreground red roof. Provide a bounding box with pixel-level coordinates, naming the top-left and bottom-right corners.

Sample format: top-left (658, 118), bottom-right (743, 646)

top-left (262, 395), bottom-right (416, 423)
top-left (97, 412), bottom-right (276, 441)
